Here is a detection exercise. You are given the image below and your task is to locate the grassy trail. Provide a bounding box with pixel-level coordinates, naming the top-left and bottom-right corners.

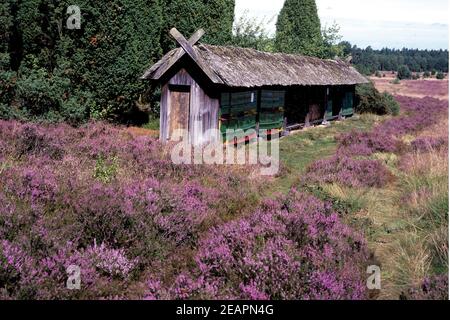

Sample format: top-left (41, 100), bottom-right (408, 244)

top-left (271, 114), bottom-right (384, 195)
top-left (273, 110), bottom-right (448, 299)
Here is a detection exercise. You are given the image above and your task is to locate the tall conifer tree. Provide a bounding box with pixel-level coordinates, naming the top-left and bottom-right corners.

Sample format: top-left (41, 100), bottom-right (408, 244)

top-left (275, 0), bottom-right (323, 57)
top-left (161, 0), bottom-right (235, 52)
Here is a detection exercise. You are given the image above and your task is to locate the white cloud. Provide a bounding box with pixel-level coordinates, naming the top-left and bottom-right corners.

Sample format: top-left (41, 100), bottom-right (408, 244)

top-left (234, 0), bottom-right (449, 49)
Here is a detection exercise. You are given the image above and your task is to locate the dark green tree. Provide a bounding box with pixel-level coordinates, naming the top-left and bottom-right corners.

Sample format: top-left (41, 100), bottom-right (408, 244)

top-left (161, 0), bottom-right (235, 52)
top-left (436, 72), bottom-right (445, 80)
top-left (2, 0), bottom-right (165, 123)
top-left (1, 0), bottom-right (236, 123)
top-left (340, 41), bottom-right (352, 57)
top-left (321, 23), bottom-right (344, 59)
top-left (0, 1), bottom-right (13, 70)
top-left (0, 0), bottom-right (19, 119)
top-left (348, 45), bottom-right (448, 75)
top-left (397, 65), bottom-right (412, 80)
top-left (0, 0), bottom-right (13, 77)
top-left (274, 0), bottom-right (323, 56)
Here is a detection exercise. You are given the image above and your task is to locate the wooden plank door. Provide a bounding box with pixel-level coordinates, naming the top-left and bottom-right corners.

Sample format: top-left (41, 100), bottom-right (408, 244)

top-left (169, 86), bottom-right (190, 140)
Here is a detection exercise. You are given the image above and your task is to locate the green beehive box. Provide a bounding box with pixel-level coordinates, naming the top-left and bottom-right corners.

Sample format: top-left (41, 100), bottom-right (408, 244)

top-left (259, 112), bottom-right (284, 130)
top-left (341, 92), bottom-right (354, 116)
top-left (260, 90), bottom-right (285, 130)
top-left (220, 91), bottom-right (257, 141)
top-left (325, 99), bottom-right (333, 120)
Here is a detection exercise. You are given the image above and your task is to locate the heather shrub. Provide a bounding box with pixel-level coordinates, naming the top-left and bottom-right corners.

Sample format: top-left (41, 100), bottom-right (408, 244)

top-left (378, 97), bottom-right (448, 137)
top-left (302, 155), bottom-right (392, 188)
top-left (63, 181), bottom-right (148, 248)
top-left (0, 120), bottom-right (261, 298)
top-left (147, 191), bottom-right (369, 300)
top-left (74, 122), bottom-right (126, 159)
top-left (407, 275), bottom-right (448, 300)
top-left (336, 96), bottom-right (447, 158)
top-left (0, 240), bottom-right (36, 299)
top-left (337, 130), bottom-right (399, 156)
top-left (394, 96), bottom-right (447, 114)
top-left (0, 239), bottom-right (135, 299)
top-left (56, 177), bottom-right (217, 260)
top-left (1, 178), bottom-right (179, 299)
top-left (16, 124), bottom-right (65, 160)
top-left (411, 136), bottom-right (448, 153)
top-left (87, 243), bottom-right (138, 279)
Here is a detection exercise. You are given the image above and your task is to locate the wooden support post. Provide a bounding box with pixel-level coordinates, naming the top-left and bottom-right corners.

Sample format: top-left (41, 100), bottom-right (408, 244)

top-left (282, 117), bottom-right (288, 136)
top-left (305, 113), bottom-right (311, 128)
top-left (322, 86), bottom-right (330, 125)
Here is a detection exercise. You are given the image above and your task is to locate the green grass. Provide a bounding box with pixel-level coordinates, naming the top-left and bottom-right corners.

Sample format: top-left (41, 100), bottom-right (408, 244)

top-left (268, 112), bottom-right (447, 299)
top-left (270, 114), bottom-right (382, 194)
top-left (142, 118), bottom-right (160, 131)
top-left (258, 101), bottom-right (448, 299)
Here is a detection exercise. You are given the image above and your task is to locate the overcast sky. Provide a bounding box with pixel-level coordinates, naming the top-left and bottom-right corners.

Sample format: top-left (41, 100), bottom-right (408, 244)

top-left (235, 0), bottom-right (449, 49)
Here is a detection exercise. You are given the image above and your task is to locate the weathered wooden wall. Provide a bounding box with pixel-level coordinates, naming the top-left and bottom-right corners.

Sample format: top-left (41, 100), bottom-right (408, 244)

top-left (160, 68), bottom-right (220, 146)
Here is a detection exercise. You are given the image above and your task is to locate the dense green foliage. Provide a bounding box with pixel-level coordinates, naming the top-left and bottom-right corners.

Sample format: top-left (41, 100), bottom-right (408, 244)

top-left (274, 0), bottom-right (323, 56)
top-left (0, 0), bottom-right (235, 124)
top-left (161, 0), bottom-right (235, 52)
top-left (229, 13), bottom-right (275, 52)
top-left (1, 1), bottom-right (165, 123)
top-left (436, 72), bottom-right (445, 80)
top-left (0, 1), bottom-right (14, 115)
top-left (341, 43), bottom-right (449, 75)
top-left (397, 65), bottom-right (412, 80)
top-left (355, 83), bottom-right (400, 116)
top-left (320, 23), bottom-right (345, 59)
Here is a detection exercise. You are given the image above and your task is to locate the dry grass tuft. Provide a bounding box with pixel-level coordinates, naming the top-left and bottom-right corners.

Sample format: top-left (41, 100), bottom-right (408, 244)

top-left (320, 113), bottom-right (448, 299)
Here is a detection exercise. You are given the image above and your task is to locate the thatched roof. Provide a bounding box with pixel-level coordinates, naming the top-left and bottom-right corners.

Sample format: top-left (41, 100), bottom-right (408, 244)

top-left (142, 43), bottom-right (369, 87)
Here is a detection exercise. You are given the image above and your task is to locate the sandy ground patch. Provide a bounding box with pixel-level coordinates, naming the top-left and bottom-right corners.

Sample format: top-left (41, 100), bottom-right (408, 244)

top-left (126, 126), bottom-right (159, 138)
top-left (370, 74), bottom-right (449, 100)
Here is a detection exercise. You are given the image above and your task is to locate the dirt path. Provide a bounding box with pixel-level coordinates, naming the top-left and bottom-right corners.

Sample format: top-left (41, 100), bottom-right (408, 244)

top-left (126, 126), bottom-right (159, 138)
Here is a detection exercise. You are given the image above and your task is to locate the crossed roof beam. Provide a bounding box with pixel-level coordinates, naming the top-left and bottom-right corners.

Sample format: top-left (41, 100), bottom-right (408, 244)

top-left (144, 28), bottom-right (223, 84)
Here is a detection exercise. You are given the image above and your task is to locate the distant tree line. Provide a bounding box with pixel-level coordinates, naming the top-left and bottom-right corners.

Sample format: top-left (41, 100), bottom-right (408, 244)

top-left (340, 43), bottom-right (449, 76)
